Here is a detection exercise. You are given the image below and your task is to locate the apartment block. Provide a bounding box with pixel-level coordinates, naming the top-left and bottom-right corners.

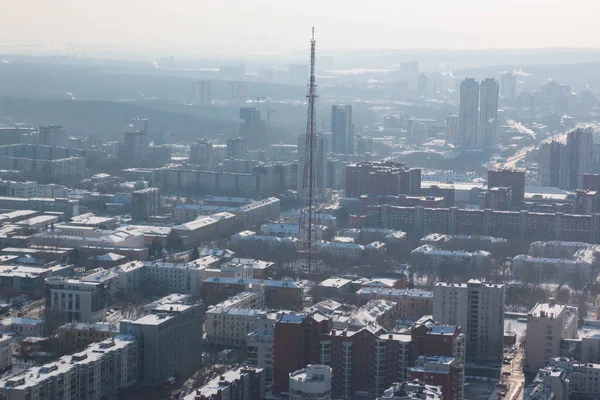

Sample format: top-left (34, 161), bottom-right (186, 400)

top-left (355, 288), bottom-right (433, 320)
top-left (526, 301), bottom-right (578, 370)
top-left (184, 366), bottom-right (266, 400)
top-left (433, 280), bottom-right (505, 364)
top-left (120, 300), bottom-right (203, 385)
top-left (206, 308), bottom-right (271, 347)
top-left (0, 336), bottom-right (137, 400)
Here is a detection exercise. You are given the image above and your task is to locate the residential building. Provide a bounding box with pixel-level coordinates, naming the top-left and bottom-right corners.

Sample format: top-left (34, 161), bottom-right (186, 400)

top-left (487, 169), bottom-right (525, 206)
top-left (478, 78), bottom-right (500, 149)
top-left (411, 245), bottom-right (491, 270)
top-left (445, 114), bottom-right (459, 146)
top-left (566, 128), bottom-right (593, 189)
top-left (273, 313), bottom-right (332, 394)
top-left (120, 300), bottom-right (203, 385)
top-left (247, 311), bottom-right (276, 384)
top-left (131, 187), bottom-right (161, 221)
top-left (202, 277), bottom-right (302, 310)
top-left (458, 78), bottom-right (480, 148)
top-left (289, 365), bottom-right (332, 400)
top-left (0, 336), bottom-right (137, 400)
top-left (320, 327), bottom-right (413, 398)
top-left (331, 105), bottom-right (353, 154)
top-left (539, 138), bottom-right (568, 188)
top-left (183, 366), bottom-right (266, 400)
top-left (501, 72), bottom-right (517, 100)
top-left (193, 80), bottom-right (212, 107)
top-left (190, 138), bottom-right (213, 165)
top-left (0, 180), bottom-right (37, 198)
top-left (123, 130), bottom-right (149, 167)
top-left (526, 300), bottom-right (578, 370)
top-left (239, 108), bottom-right (266, 151)
top-left (227, 137), bottom-right (249, 160)
top-left (38, 125), bottom-right (68, 148)
top-left (355, 288), bottom-right (433, 320)
top-left (0, 335), bottom-right (11, 372)
top-left (345, 161), bottom-right (421, 198)
top-left (44, 270), bottom-right (117, 324)
top-left (511, 253), bottom-right (592, 283)
top-left (409, 356), bottom-right (464, 400)
top-left (205, 308), bottom-right (271, 347)
top-left (377, 381), bottom-right (442, 400)
top-left (433, 280), bottom-right (505, 364)
top-left (0, 318), bottom-right (45, 337)
top-left (56, 322), bottom-right (118, 354)
top-left (143, 260), bottom-right (206, 296)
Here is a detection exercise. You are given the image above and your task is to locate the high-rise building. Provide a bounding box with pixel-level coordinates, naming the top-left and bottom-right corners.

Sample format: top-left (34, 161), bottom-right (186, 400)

top-left (240, 108), bottom-right (266, 150)
top-left (445, 114), bottom-right (459, 146)
top-left (417, 74), bottom-right (428, 96)
top-left (331, 105), bottom-right (353, 154)
top-left (297, 133), bottom-right (328, 201)
top-left (488, 169), bottom-right (525, 206)
top-left (567, 128), bottom-right (594, 189)
top-left (540, 138), bottom-right (568, 188)
top-left (289, 365), bottom-right (332, 400)
top-left (273, 313), bottom-right (332, 394)
top-left (120, 299), bottom-right (203, 385)
top-left (131, 187), bottom-right (161, 221)
top-left (583, 173), bottom-right (600, 191)
top-left (193, 80), bottom-right (212, 107)
top-left (39, 125), bottom-right (68, 148)
top-left (525, 300), bottom-right (578, 370)
top-left (478, 78), bottom-right (500, 149)
top-left (355, 135), bottom-right (373, 155)
top-left (190, 138), bottom-right (213, 166)
top-left (500, 72), bottom-right (517, 100)
top-left (123, 130), bottom-right (149, 167)
top-left (433, 280), bottom-right (505, 364)
top-left (458, 79), bottom-right (480, 148)
top-left (227, 137), bottom-right (249, 160)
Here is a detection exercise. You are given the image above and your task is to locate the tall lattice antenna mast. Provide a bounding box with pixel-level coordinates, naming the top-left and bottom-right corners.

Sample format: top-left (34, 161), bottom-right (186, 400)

top-left (298, 27), bottom-right (320, 273)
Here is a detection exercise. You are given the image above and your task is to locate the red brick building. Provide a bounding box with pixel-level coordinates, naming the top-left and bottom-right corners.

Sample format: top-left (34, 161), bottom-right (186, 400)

top-left (272, 313), bottom-right (332, 394)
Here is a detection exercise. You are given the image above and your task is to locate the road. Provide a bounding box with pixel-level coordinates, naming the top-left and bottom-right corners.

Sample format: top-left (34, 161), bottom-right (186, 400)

top-left (497, 347), bottom-right (525, 400)
top-left (503, 146), bottom-right (533, 169)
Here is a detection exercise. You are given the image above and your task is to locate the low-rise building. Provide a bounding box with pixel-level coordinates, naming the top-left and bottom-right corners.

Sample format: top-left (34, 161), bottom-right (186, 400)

top-left (377, 381), bottom-right (443, 400)
top-left (143, 260), bottom-right (206, 296)
top-left (56, 322), bottom-right (118, 354)
top-left (408, 356), bottom-right (464, 400)
top-left (411, 244), bottom-right (491, 270)
top-left (355, 288), bottom-right (433, 319)
top-left (172, 212), bottom-right (236, 247)
top-left (512, 254), bottom-right (592, 283)
top-left (183, 366), bottom-right (266, 400)
top-left (289, 365), bottom-right (332, 400)
top-left (206, 308), bottom-right (271, 347)
top-left (203, 277), bottom-right (302, 310)
top-left (0, 317), bottom-right (44, 337)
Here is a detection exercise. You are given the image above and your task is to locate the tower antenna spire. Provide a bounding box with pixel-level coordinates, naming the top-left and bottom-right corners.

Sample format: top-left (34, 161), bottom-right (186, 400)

top-left (298, 27), bottom-right (321, 273)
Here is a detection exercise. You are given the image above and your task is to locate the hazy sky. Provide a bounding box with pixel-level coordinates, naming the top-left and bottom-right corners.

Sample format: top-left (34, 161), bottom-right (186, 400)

top-left (2, 0), bottom-right (600, 56)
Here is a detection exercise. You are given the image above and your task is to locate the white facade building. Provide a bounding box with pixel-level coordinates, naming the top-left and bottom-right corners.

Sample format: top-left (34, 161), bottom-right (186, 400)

top-left (433, 280), bottom-right (505, 364)
top-left (289, 365), bottom-right (333, 400)
top-left (411, 245), bottom-right (491, 270)
top-left (526, 301), bottom-right (578, 371)
top-left (512, 254), bottom-right (592, 283)
top-left (205, 308), bottom-right (271, 347)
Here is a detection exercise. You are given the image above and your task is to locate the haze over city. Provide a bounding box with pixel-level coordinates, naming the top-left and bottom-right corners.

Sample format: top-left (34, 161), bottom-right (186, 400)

top-left (0, 2), bottom-right (599, 400)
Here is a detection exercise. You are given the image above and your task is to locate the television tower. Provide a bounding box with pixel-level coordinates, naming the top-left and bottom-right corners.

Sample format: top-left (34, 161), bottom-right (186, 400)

top-left (298, 27), bottom-right (321, 273)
